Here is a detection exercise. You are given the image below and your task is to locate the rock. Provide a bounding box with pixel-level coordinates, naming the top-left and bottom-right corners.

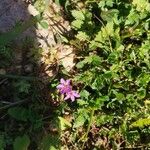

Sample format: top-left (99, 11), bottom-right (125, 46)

top-left (57, 45), bottom-right (75, 72)
top-left (28, 4), bottom-right (39, 16)
top-left (0, 0), bottom-right (30, 33)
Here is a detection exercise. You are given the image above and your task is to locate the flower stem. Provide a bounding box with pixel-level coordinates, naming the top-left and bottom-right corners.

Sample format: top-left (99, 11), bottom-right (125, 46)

top-left (81, 108), bottom-right (95, 150)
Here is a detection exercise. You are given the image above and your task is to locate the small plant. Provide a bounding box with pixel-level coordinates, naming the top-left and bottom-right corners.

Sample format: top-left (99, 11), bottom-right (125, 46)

top-left (56, 0), bottom-right (150, 149)
top-left (1, 0), bottom-right (150, 149)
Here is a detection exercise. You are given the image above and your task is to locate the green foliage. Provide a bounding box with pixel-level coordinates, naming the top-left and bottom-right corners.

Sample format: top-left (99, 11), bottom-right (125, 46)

top-left (0, 135), bottom-right (5, 150)
top-left (13, 135), bottom-right (30, 150)
top-left (1, 0), bottom-right (150, 149)
top-left (39, 21), bottom-right (49, 29)
top-left (8, 107), bottom-right (29, 122)
top-left (8, 106), bottom-right (43, 127)
top-left (76, 55), bottom-right (102, 69)
top-left (71, 10), bottom-right (85, 21)
top-left (0, 47), bottom-right (12, 60)
top-left (34, 0), bottom-right (46, 12)
top-left (65, 0), bottom-right (150, 149)
top-left (39, 134), bottom-right (60, 150)
top-left (96, 115), bottom-right (113, 126)
top-left (0, 46), bottom-right (13, 67)
top-left (73, 109), bottom-right (89, 128)
top-left (14, 80), bottom-right (31, 94)
top-left (131, 118), bottom-right (150, 128)
top-left (58, 117), bottom-right (71, 130)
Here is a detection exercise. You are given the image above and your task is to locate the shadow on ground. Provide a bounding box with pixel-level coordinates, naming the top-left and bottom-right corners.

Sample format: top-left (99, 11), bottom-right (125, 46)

top-left (0, 0), bottom-right (61, 149)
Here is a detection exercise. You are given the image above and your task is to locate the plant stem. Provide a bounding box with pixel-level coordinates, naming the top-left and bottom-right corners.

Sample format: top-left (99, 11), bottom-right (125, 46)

top-left (0, 99), bottom-right (29, 111)
top-left (94, 14), bottom-right (113, 52)
top-left (81, 108), bottom-right (95, 150)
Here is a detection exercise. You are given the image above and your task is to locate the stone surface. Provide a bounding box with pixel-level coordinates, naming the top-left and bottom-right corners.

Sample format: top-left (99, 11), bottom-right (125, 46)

top-left (0, 0), bottom-right (75, 75)
top-left (0, 0), bottom-right (30, 32)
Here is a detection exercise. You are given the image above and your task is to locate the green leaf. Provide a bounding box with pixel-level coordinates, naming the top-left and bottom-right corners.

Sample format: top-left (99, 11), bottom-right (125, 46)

top-left (96, 115), bottom-right (113, 126)
top-left (103, 71), bottom-right (112, 80)
top-left (136, 73), bottom-right (150, 87)
top-left (125, 9), bottom-right (140, 25)
top-left (73, 115), bottom-right (86, 128)
top-left (55, 0), bottom-right (61, 6)
top-left (77, 99), bottom-right (88, 106)
top-left (94, 21), bottom-right (115, 43)
top-left (99, 0), bottom-right (114, 8)
top-left (0, 135), bottom-right (5, 150)
top-left (98, 1), bottom-right (105, 8)
top-left (80, 90), bottom-right (90, 99)
top-left (35, 14), bottom-right (42, 21)
top-left (71, 20), bottom-right (83, 29)
top-left (95, 96), bottom-right (109, 108)
top-left (137, 88), bottom-right (146, 99)
top-left (91, 55), bottom-right (102, 66)
top-left (59, 35), bottom-right (68, 43)
top-left (76, 31), bottom-right (89, 41)
top-left (76, 55), bottom-right (102, 69)
top-left (8, 107), bottom-right (29, 121)
top-left (58, 117), bottom-right (71, 131)
top-left (13, 135), bottom-right (30, 150)
top-left (73, 110), bottom-right (89, 128)
top-left (39, 21), bottom-right (49, 29)
top-left (76, 60), bottom-right (87, 69)
top-left (106, 0), bottom-right (114, 7)
top-left (105, 21), bottom-right (115, 36)
top-left (108, 52), bottom-right (119, 63)
top-left (101, 9), bottom-right (119, 22)
top-left (94, 31), bottom-right (104, 43)
top-left (91, 75), bottom-right (104, 90)
top-left (130, 118), bottom-right (150, 128)
top-left (132, 0), bottom-right (150, 12)
top-left (71, 10), bottom-right (85, 20)
top-left (39, 134), bottom-right (60, 150)
top-left (116, 93), bottom-right (125, 101)
top-left (14, 80), bottom-right (31, 94)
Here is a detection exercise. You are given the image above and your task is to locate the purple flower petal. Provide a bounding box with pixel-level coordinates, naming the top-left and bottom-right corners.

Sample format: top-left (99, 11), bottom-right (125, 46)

top-left (57, 78), bottom-right (80, 102)
top-left (57, 78), bottom-right (72, 94)
top-left (64, 90), bottom-right (80, 101)
top-left (71, 95), bottom-right (75, 101)
top-left (66, 79), bottom-right (71, 85)
top-left (57, 84), bottom-right (64, 89)
top-left (64, 94), bottom-right (70, 100)
top-left (72, 91), bottom-right (80, 98)
top-left (60, 90), bottom-right (65, 94)
top-left (60, 78), bottom-right (65, 84)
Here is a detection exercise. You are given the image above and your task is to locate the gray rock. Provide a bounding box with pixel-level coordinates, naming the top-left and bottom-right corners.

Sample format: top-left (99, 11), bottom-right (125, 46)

top-left (0, 0), bottom-right (30, 33)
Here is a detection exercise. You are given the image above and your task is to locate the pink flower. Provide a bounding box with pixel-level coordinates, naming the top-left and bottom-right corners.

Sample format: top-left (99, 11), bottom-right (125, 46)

top-left (64, 90), bottom-right (80, 102)
top-left (57, 78), bottom-right (80, 102)
top-left (57, 78), bottom-right (72, 94)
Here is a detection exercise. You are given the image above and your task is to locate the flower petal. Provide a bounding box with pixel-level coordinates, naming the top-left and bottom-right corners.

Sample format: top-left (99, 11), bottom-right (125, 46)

top-left (57, 84), bottom-right (64, 89)
top-left (71, 95), bottom-right (75, 102)
top-left (60, 89), bottom-right (65, 94)
top-left (60, 78), bottom-right (65, 84)
top-left (72, 91), bottom-right (80, 98)
top-left (66, 79), bottom-right (71, 85)
top-left (64, 94), bottom-right (70, 100)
